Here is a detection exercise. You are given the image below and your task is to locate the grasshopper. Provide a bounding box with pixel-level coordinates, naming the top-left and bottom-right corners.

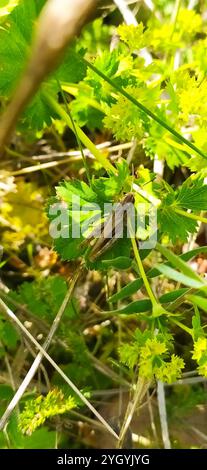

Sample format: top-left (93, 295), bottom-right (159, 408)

top-left (81, 193), bottom-right (135, 262)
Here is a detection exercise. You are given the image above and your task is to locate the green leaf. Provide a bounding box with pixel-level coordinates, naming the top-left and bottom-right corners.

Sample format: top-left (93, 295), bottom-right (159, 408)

top-left (91, 160), bottom-right (131, 202)
top-left (101, 256), bottom-right (132, 270)
top-left (56, 179), bottom-right (98, 204)
top-left (176, 176), bottom-right (207, 211)
top-left (86, 237), bottom-right (132, 272)
top-left (181, 246), bottom-right (207, 261)
top-left (109, 246), bottom-right (207, 303)
top-left (192, 306), bottom-right (204, 341)
top-left (0, 0), bottom-right (45, 94)
top-left (0, 1), bottom-right (21, 22)
top-left (9, 275), bottom-right (76, 322)
top-left (6, 414), bottom-right (24, 448)
top-left (7, 414), bottom-right (56, 449)
top-left (158, 177), bottom-right (207, 242)
top-left (0, 384), bottom-right (14, 401)
top-left (56, 46), bottom-right (87, 85)
top-left (187, 294), bottom-right (207, 313)
top-left (144, 120), bottom-right (187, 170)
top-left (0, 318), bottom-right (19, 349)
top-left (51, 169), bottom-right (136, 264)
top-left (155, 264), bottom-right (205, 289)
top-left (159, 288), bottom-right (189, 304)
top-left (0, 0), bottom-right (86, 130)
top-left (109, 278), bottom-right (143, 303)
top-left (53, 235), bottom-right (85, 261)
top-left (158, 201), bottom-right (197, 243)
top-left (22, 427), bottom-right (56, 449)
top-left (70, 82), bottom-right (104, 130)
top-left (156, 242), bottom-right (204, 284)
top-left (103, 299), bottom-right (152, 315)
top-left (47, 192), bottom-right (93, 261)
top-left (23, 84), bottom-right (56, 130)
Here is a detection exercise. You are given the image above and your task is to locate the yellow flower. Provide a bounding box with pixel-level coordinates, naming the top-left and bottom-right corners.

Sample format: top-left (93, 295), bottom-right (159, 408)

top-left (192, 337), bottom-right (207, 362)
top-left (140, 338), bottom-right (167, 359)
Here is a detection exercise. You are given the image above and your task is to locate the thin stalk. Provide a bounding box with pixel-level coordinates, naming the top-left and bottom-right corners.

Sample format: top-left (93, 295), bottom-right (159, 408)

top-left (56, 78), bottom-right (91, 184)
top-left (44, 91), bottom-right (116, 174)
top-left (130, 233), bottom-right (157, 307)
top-left (6, 147), bottom-right (33, 163)
top-left (170, 318), bottom-right (193, 336)
top-left (83, 57), bottom-right (207, 160)
top-left (0, 157), bottom-right (89, 178)
top-left (116, 376), bottom-right (150, 448)
top-left (174, 208), bottom-right (207, 225)
top-left (157, 380), bottom-right (171, 449)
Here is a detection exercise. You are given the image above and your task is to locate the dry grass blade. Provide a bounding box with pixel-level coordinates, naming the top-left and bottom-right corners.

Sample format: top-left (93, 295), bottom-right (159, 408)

top-left (0, 268), bottom-right (80, 429)
top-left (157, 380), bottom-right (171, 449)
top-left (0, 297), bottom-right (119, 440)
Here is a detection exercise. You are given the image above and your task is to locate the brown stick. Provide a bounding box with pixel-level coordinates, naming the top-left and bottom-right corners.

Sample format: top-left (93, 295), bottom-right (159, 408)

top-left (0, 0), bottom-right (99, 153)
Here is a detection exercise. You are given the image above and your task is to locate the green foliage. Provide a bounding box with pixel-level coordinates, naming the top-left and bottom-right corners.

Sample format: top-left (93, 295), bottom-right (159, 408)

top-left (0, 318), bottom-right (19, 350)
top-left (192, 337), bottom-right (207, 377)
top-left (176, 175), bottom-right (207, 211)
top-left (1, 1), bottom-right (207, 172)
top-left (19, 389), bottom-right (77, 435)
top-left (117, 23), bottom-right (149, 51)
top-left (159, 207), bottom-right (197, 244)
top-left (0, 414), bottom-right (56, 449)
top-left (1, 0), bottom-right (207, 451)
top-left (156, 243), bottom-right (205, 285)
top-left (158, 176), bottom-right (207, 243)
top-left (104, 84), bottom-right (160, 141)
top-left (147, 8), bottom-right (202, 53)
top-left (48, 161), bottom-right (133, 269)
top-left (119, 329), bottom-right (184, 384)
top-left (167, 384), bottom-right (207, 422)
top-left (192, 306), bottom-right (204, 341)
top-left (68, 10), bottom-right (207, 171)
top-left (7, 276), bottom-right (93, 387)
top-left (79, 17), bottom-right (113, 55)
top-left (0, 0), bottom-right (43, 95)
top-left (154, 264), bottom-right (204, 289)
top-left (0, 0), bottom-right (21, 21)
top-left (92, 160), bottom-right (131, 201)
top-left (9, 275), bottom-right (76, 322)
top-left (105, 299), bottom-right (151, 315)
top-left (189, 295), bottom-right (207, 313)
top-left (0, 0), bottom-right (86, 130)
top-left (0, 180), bottom-right (48, 251)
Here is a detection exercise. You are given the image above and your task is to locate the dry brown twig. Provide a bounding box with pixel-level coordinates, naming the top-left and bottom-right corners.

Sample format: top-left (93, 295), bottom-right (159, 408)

top-left (0, 0), bottom-right (99, 152)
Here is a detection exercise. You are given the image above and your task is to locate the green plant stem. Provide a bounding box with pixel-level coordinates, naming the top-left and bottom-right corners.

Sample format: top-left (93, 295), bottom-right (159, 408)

top-left (44, 91), bottom-right (116, 174)
top-left (56, 78), bottom-right (91, 184)
top-left (174, 208), bottom-right (207, 225)
top-left (6, 147), bottom-right (32, 162)
top-left (130, 232), bottom-right (157, 307)
top-left (82, 57), bottom-right (207, 160)
top-left (170, 318), bottom-right (193, 336)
